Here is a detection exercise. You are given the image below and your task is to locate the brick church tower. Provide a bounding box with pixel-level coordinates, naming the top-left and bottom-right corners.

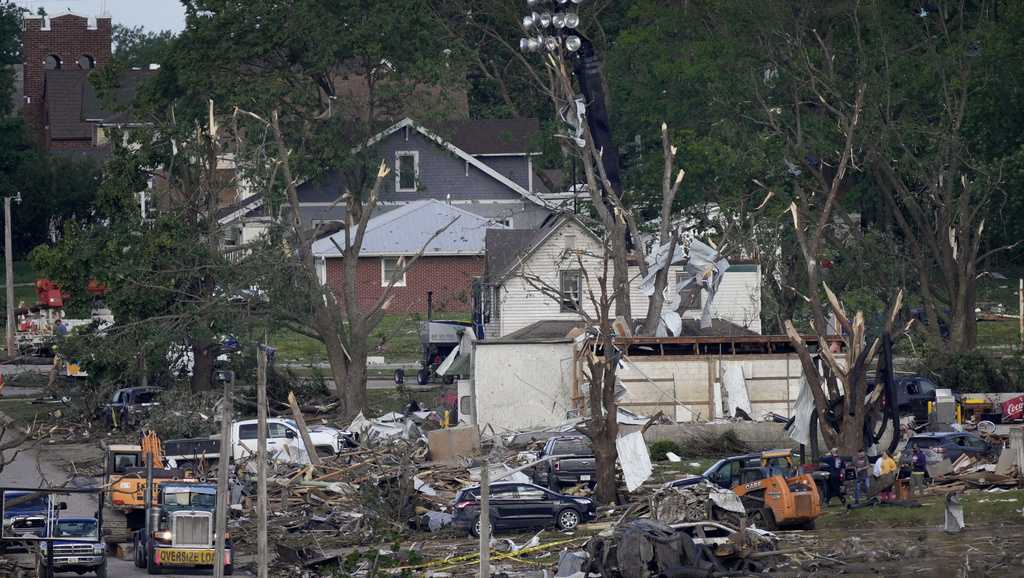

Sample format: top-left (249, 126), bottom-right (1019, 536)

top-left (21, 12), bottom-right (112, 149)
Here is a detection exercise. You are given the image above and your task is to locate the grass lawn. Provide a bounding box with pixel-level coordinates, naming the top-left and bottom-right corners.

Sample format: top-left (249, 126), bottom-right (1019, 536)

top-left (272, 311), bottom-right (472, 364)
top-left (817, 489), bottom-right (1024, 529)
top-left (366, 386), bottom-right (446, 416)
top-left (977, 319), bottom-right (1020, 348)
top-left (647, 457), bottom-right (718, 485)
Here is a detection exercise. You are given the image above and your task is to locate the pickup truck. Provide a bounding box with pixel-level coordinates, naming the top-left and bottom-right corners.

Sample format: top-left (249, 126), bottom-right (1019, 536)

top-left (164, 418), bottom-right (356, 467)
top-left (37, 517), bottom-right (107, 578)
top-left (533, 436), bottom-right (597, 490)
top-left (102, 386), bottom-right (163, 429)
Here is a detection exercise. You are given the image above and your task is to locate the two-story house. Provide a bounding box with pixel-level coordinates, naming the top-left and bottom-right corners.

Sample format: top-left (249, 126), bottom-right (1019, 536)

top-left (479, 216), bottom-right (763, 339)
top-left (298, 117), bottom-right (553, 229)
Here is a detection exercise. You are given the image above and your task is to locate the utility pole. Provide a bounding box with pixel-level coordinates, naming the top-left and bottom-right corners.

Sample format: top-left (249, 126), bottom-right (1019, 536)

top-left (1019, 278), bottom-right (1023, 351)
top-left (256, 346), bottom-right (269, 578)
top-left (478, 458), bottom-right (490, 577)
top-left (213, 371), bottom-right (234, 578)
top-left (4, 195), bottom-right (15, 361)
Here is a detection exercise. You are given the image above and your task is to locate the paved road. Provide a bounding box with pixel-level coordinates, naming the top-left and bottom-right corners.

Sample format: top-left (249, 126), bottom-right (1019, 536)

top-left (0, 439), bottom-right (249, 576)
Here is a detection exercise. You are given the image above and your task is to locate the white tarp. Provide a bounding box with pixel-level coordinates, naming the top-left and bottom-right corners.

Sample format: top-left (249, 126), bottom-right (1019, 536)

top-left (722, 365), bottom-right (751, 418)
top-left (788, 376), bottom-right (815, 448)
top-left (616, 431), bottom-right (653, 492)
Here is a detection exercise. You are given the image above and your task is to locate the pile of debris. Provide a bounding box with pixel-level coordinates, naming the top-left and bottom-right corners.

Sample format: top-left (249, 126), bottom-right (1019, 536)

top-left (926, 447), bottom-right (1021, 494)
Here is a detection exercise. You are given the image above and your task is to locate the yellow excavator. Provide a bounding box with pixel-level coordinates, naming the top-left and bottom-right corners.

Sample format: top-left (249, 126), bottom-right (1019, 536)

top-left (102, 431), bottom-right (196, 543)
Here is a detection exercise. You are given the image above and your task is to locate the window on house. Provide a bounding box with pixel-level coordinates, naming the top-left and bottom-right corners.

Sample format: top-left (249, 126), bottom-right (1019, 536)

top-left (381, 257), bottom-right (406, 287)
top-left (560, 270), bottom-right (582, 312)
top-left (675, 272), bottom-right (702, 310)
top-left (396, 151), bottom-right (419, 192)
top-left (491, 286), bottom-right (500, 320)
top-left (78, 55), bottom-right (95, 69)
top-left (492, 217), bottom-right (513, 228)
top-left (44, 55), bottom-right (61, 70)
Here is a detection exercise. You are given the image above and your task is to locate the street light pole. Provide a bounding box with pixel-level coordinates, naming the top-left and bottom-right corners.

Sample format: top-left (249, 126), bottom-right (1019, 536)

top-left (5, 195), bottom-right (15, 361)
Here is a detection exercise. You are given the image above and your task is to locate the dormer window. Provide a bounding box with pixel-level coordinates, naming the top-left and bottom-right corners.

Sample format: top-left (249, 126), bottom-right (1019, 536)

top-left (396, 151), bottom-right (419, 192)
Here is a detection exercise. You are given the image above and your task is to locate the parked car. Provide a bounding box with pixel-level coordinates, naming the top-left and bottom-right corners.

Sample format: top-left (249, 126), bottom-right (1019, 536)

top-left (533, 436), bottom-right (596, 490)
top-left (452, 482), bottom-right (594, 537)
top-left (102, 386), bottom-right (163, 428)
top-left (899, 432), bottom-right (997, 473)
top-left (37, 517), bottom-right (107, 578)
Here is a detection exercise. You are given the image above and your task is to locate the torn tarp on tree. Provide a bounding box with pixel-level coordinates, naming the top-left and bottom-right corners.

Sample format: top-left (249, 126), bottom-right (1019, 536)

top-left (638, 239), bottom-right (731, 331)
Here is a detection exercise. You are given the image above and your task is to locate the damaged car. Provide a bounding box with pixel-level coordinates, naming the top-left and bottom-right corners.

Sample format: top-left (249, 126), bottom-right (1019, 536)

top-left (452, 482), bottom-right (594, 537)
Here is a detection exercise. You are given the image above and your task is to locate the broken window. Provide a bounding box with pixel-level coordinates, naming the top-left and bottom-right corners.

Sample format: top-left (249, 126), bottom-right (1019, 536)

top-left (396, 151), bottom-right (419, 192)
top-left (560, 270), bottom-right (582, 312)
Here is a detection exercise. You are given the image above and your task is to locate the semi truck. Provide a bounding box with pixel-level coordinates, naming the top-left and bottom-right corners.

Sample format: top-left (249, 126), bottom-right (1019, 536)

top-left (133, 482), bottom-right (231, 575)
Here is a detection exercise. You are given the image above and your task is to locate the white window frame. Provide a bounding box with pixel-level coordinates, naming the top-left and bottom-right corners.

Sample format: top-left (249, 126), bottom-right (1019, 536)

top-left (381, 257), bottom-right (407, 287)
top-left (395, 150), bottom-right (419, 192)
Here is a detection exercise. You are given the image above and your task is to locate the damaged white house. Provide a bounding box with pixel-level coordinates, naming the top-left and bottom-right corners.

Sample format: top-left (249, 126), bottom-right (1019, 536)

top-left (478, 215), bottom-right (763, 339)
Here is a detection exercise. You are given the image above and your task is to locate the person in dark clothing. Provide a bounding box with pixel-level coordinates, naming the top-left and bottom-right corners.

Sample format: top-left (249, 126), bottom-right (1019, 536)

top-left (911, 444), bottom-right (928, 496)
top-left (819, 447), bottom-right (846, 506)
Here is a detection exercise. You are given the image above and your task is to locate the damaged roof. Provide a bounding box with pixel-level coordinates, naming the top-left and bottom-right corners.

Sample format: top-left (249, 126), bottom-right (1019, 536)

top-left (311, 199), bottom-right (499, 257)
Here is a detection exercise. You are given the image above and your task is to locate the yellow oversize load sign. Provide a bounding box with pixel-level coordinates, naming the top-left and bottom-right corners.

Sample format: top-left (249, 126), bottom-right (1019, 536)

top-left (157, 548), bottom-right (215, 565)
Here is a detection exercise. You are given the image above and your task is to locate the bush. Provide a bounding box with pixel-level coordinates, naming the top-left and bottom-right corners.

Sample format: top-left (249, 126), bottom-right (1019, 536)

top-left (649, 440), bottom-right (682, 461)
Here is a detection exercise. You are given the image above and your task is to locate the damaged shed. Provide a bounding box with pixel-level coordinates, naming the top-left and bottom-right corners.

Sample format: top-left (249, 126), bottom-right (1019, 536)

top-left (468, 320), bottom-right (838, 431)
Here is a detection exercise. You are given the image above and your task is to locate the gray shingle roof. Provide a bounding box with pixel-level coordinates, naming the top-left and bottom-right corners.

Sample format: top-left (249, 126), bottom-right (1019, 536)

top-left (311, 199), bottom-right (497, 257)
top-left (484, 228), bottom-right (547, 280)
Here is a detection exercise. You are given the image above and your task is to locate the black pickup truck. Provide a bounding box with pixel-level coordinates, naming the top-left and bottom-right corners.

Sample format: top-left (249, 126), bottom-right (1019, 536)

top-left (533, 436), bottom-right (597, 490)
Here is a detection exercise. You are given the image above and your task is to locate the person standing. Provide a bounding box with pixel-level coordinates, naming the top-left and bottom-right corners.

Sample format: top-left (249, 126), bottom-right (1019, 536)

top-left (911, 444), bottom-right (928, 497)
top-left (853, 450), bottom-right (870, 503)
top-left (819, 448), bottom-right (845, 506)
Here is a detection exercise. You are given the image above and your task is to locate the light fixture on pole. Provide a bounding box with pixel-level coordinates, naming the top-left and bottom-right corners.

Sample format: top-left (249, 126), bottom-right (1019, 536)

top-left (565, 35), bottom-right (582, 52)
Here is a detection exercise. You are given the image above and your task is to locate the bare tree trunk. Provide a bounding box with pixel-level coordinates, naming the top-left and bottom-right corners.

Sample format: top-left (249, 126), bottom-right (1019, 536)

top-left (191, 342), bottom-right (214, 391)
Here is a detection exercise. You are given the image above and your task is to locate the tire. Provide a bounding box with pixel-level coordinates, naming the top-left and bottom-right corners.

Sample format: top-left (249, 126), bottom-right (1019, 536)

top-left (751, 508), bottom-right (777, 531)
top-left (96, 560), bottom-right (108, 578)
top-left (470, 516), bottom-right (493, 538)
top-left (547, 472), bottom-right (560, 492)
top-left (556, 509), bottom-right (580, 531)
top-left (442, 374), bottom-right (455, 385)
top-left (225, 564), bottom-right (234, 576)
top-left (146, 545), bottom-right (160, 574)
top-left (795, 518), bottom-right (816, 531)
top-left (134, 537), bottom-right (145, 568)
top-left (417, 368), bottom-right (431, 385)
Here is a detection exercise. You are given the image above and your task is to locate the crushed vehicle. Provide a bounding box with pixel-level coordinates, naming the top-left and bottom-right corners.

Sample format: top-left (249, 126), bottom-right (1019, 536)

top-left (584, 518), bottom-right (776, 577)
top-left (164, 418), bottom-right (356, 466)
top-left (667, 450), bottom-right (821, 529)
top-left (452, 482), bottom-right (594, 537)
top-left (532, 435), bottom-right (596, 490)
top-left (102, 386), bottom-right (163, 429)
top-left (899, 431), bottom-right (998, 474)
top-left (36, 517), bottom-right (107, 578)
top-left (133, 482), bottom-right (232, 575)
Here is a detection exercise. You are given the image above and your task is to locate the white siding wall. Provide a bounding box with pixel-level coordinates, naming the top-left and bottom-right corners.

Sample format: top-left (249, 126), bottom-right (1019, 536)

top-left (495, 220), bottom-right (763, 337)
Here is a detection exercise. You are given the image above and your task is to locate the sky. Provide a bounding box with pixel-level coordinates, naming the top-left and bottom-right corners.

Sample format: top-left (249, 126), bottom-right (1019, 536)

top-left (18, 0), bottom-right (187, 33)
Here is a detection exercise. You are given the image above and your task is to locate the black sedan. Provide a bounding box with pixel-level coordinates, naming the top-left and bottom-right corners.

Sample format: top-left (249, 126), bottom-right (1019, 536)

top-left (452, 482), bottom-right (595, 537)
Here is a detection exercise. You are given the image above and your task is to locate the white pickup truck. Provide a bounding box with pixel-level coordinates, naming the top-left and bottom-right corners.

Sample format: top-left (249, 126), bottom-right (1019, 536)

top-left (164, 418), bottom-right (355, 467)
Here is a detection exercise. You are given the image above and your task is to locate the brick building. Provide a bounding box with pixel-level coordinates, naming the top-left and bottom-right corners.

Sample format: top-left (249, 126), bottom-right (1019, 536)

top-left (313, 200), bottom-right (497, 314)
top-left (21, 12), bottom-right (113, 149)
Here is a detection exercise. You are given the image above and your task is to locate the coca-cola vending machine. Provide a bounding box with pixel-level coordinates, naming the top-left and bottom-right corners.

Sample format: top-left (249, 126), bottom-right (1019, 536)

top-left (1001, 395), bottom-right (1024, 423)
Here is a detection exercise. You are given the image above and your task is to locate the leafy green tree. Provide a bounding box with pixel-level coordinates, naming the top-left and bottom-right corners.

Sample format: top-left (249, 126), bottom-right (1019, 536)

top-left (133, 0), bottom-right (464, 418)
